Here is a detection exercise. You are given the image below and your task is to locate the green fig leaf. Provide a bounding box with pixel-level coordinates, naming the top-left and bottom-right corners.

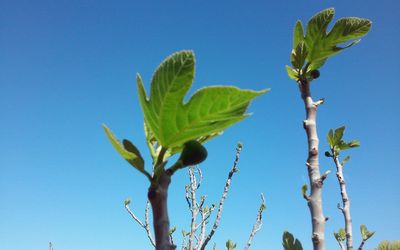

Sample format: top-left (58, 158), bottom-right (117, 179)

top-left (137, 50), bottom-right (268, 152)
top-left (286, 65), bottom-right (299, 81)
top-left (293, 20), bottom-right (304, 49)
top-left (103, 125), bottom-right (150, 179)
top-left (283, 231), bottom-right (303, 250)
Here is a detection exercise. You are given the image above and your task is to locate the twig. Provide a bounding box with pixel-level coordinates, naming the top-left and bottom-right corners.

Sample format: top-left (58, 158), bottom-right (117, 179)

top-left (244, 193), bottom-right (266, 250)
top-left (333, 156), bottom-right (353, 250)
top-left (188, 166), bottom-right (199, 249)
top-left (125, 202), bottom-right (156, 247)
top-left (199, 143), bottom-right (242, 250)
top-left (358, 240), bottom-right (366, 250)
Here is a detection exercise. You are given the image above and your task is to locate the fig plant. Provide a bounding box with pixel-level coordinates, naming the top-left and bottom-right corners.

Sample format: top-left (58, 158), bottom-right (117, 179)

top-left (325, 126), bottom-right (374, 250)
top-left (104, 50), bottom-right (267, 250)
top-left (286, 8), bottom-right (371, 250)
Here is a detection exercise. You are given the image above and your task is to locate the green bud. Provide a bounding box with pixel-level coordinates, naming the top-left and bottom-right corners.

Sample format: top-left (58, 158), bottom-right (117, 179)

top-left (179, 140), bottom-right (208, 166)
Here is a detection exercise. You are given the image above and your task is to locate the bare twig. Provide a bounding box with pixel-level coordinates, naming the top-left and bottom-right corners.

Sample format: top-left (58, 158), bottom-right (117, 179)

top-left (333, 156), bottom-right (353, 250)
top-left (125, 202), bottom-right (156, 247)
top-left (199, 143), bottom-right (242, 250)
top-left (188, 166), bottom-right (199, 249)
top-left (244, 193), bottom-right (266, 250)
top-left (358, 240), bottom-right (366, 250)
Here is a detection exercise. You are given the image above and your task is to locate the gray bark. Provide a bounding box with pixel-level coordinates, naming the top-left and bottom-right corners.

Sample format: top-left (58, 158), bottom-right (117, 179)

top-left (334, 156), bottom-right (353, 250)
top-left (299, 80), bottom-right (327, 250)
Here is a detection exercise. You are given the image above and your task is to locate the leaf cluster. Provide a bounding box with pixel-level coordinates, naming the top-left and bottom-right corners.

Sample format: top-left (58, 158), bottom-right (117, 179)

top-left (326, 126), bottom-right (360, 157)
top-left (225, 240), bottom-right (237, 250)
top-left (286, 8), bottom-right (371, 82)
top-left (282, 231), bottom-right (303, 250)
top-left (360, 224), bottom-right (375, 241)
top-left (103, 51), bottom-right (267, 182)
top-left (375, 240), bottom-right (400, 250)
top-left (334, 228), bottom-right (346, 242)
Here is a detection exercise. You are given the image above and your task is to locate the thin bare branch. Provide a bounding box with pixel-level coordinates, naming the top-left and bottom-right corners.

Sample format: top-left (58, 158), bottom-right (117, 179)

top-left (188, 166), bottom-right (199, 249)
top-left (244, 193), bottom-right (266, 250)
top-left (199, 143), bottom-right (242, 250)
top-left (125, 202), bottom-right (156, 247)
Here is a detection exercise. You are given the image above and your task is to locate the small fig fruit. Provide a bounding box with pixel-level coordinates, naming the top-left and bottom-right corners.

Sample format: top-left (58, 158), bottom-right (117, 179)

top-left (310, 70), bottom-right (320, 79)
top-left (179, 140), bottom-right (208, 166)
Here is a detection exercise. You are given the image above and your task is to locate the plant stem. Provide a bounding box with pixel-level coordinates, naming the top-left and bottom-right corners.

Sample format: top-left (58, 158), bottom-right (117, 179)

top-left (148, 170), bottom-right (176, 250)
top-left (299, 80), bottom-right (327, 250)
top-left (334, 156), bottom-right (353, 250)
top-left (199, 144), bottom-right (242, 250)
top-left (357, 240), bottom-right (366, 250)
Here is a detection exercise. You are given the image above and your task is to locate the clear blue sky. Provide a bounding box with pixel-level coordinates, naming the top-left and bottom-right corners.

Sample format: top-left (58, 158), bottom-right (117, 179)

top-left (1, 0), bottom-right (399, 249)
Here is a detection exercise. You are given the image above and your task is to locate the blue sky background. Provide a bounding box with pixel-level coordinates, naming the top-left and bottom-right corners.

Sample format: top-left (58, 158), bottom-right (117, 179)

top-left (1, 0), bottom-right (399, 249)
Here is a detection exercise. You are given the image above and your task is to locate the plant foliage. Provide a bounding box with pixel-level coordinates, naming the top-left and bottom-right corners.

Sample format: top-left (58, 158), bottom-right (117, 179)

top-left (286, 8), bottom-right (372, 81)
top-left (282, 231), bottom-right (303, 250)
top-left (327, 126), bottom-right (360, 156)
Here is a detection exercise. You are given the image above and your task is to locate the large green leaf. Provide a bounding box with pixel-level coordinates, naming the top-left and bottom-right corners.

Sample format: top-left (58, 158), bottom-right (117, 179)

top-left (103, 124), bottom-right (150, 178)
top-left (304, 8), bottom-right (371, 64)
top-left (137, 50), bottom-right (268, 149)
top-left (282, 231), bottom-right (303, 250)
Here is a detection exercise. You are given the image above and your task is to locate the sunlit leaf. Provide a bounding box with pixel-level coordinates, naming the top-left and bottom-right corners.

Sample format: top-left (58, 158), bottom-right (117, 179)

top-left (137, 50), bottom-right (268, 152)
top-left (103, 125), bottom-right (149, 178)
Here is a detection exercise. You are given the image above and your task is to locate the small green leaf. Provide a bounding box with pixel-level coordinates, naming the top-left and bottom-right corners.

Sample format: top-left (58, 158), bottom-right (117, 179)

top-left (327, 129), bottom-right (334, 147)
top-left (286, 65), bottom-right (299, 81)
top-left (226, 240), bottom-right (236, 250)
top-left (334, 228), bottom-right (346, 242)
top-left (301, 184), bottom-right (308, 196)
top-left (291, 41), bottom-right (308, 69)
top-left (283, 231), bottom-right (303, 250)
top-left (333, 126), bottom-right (346, 145)
top-left (293, 20), bottom-right (304, 49)
top-left (169, 226), bottom-right (176, 235)
top-left (341, 155), bottom-right (350, 166)
top-left (137, 51), bottom-right (268, 154)
top-left (124, 198), bottom-right (131, 206)
top-left (360, 224), bottom-right (375, 241)
top-left (103, 125), bottom-right (150, 179)
top-left (348, 140), bottom-right (360, 148)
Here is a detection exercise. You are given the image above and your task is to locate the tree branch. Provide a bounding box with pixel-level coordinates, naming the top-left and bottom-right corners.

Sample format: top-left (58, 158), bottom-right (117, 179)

top-left (299, 80), bottom-right (327, 250)
top-left (333, 156), bottom-right (354, 250)
top-left (125, 201), bottom-right (156, 247)
top-left (244, 193), bottom-right (266, 250)
top-left (199, 143), bottom-right (242, 250)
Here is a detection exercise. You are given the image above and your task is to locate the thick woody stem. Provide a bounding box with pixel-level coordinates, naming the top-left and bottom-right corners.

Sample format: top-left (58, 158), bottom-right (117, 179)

top-left (199, 144), bottom-right (242, 250)
top-left (299, 80), bottom-right (327, 250)
top-left (334, 156), bottom-right (353, 250)
top-left (148, 170), bottom-right (176, 250)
